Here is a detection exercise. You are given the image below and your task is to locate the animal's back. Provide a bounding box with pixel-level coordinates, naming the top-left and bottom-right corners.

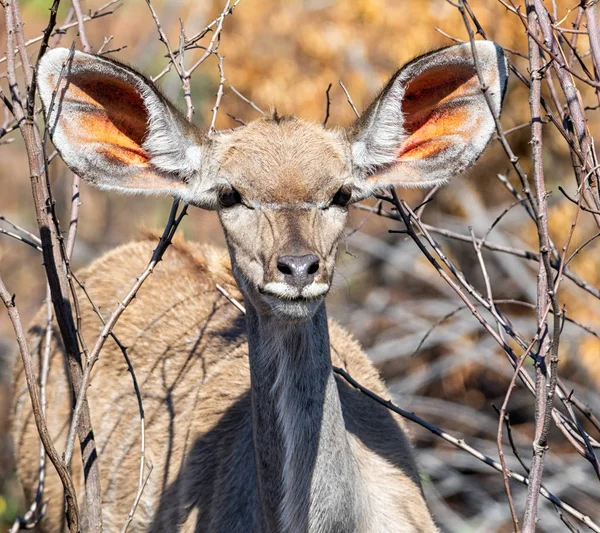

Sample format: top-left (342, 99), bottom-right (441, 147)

top-left (12, 238), bottom-right (422, 532)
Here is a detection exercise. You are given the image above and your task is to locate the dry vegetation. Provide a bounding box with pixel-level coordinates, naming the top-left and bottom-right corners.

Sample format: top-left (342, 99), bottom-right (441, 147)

top-left (1, 0), bottom-right (600, 532)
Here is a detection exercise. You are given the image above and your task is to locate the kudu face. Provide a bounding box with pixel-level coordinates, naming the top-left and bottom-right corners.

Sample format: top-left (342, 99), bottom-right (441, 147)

top-left (38, 43), bottom-right (507, 321)
top-left (214, 118), bottom-right (353, 319)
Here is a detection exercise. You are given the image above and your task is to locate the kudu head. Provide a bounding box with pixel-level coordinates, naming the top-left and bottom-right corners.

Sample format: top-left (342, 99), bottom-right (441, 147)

top-left (38, 43), bottom-right (507, 321)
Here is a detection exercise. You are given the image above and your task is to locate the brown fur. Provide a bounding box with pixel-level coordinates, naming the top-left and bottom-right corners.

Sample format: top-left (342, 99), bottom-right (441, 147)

top-left (217, 117), bottom-right (350, 205)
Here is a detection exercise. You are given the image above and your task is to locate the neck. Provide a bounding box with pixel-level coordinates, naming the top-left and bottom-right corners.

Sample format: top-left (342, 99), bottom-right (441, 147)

top-left (245, 300), bottom-right (361, 533)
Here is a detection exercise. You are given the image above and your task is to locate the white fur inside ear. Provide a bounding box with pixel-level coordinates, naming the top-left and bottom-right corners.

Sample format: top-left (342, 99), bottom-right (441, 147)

top-left (139, 85), bottom-right (203, 181)
top-left (351, 81), bottom-right (406, 171)
top-left (186, 146), bottom-right (203, 166)
top-left (350, 41), bottom-right (508, 188)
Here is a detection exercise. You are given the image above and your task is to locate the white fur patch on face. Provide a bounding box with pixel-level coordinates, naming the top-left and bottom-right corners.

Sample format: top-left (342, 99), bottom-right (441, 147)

top-left (262, 282), bottom-right (329, 300)
top-left (260, 281), bottom-right (329, 321)
top-left (185, 146), bottom-right (203, 167)
top-left (301, 282), bottom-right (329, 299)
top-left (263, 282), bottom-right (300, 300)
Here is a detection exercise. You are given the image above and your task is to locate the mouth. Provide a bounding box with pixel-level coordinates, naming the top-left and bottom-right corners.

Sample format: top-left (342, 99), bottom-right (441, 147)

top-left (260, 282), bottom-right (329, 301)
top-left (258, 282), bottom-right (329, 320)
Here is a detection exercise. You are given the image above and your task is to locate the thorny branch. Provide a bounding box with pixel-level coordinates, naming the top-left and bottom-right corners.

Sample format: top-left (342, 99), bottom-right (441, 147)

top-left (521, 2), bottom-right (561, 530)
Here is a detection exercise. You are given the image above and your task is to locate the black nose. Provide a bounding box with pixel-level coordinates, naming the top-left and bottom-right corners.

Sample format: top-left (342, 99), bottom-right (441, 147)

top-left (277, 254), bottom-right (320, 288)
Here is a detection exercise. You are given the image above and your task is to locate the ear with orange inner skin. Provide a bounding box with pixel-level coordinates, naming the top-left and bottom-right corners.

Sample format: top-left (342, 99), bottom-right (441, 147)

top-left (37, 48), bottom-right (211, 204)
top-left (350, 41), bottom-right (508, 190)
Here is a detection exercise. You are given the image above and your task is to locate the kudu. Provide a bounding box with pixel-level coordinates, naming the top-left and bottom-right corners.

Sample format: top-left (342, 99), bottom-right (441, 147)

top-left (12, 42), bottom-right (507, 532)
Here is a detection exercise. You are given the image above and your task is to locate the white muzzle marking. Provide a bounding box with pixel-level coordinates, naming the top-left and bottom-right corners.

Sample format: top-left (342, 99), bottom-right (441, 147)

top-left (263, 282), bottom-right (329, 300)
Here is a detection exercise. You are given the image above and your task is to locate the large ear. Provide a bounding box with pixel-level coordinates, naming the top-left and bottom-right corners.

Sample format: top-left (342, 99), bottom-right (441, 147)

top-left (350, 41), bottom-right (508, 190)
top-left (38, 48), bottom-right (212, 204)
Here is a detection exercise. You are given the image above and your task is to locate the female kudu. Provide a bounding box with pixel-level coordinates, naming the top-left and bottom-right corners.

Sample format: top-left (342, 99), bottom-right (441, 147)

top-left (12, 41), bottom-right (507, 532)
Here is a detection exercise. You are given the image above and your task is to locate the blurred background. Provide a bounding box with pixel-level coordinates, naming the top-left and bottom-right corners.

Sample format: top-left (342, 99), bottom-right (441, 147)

top-left (1, 0), bottom-right (600, 531)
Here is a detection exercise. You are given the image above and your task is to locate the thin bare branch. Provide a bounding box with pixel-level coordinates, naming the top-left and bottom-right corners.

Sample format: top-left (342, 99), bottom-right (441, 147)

top-left (338, 80), bottom-right (360, 118)
top-left (0, 277), bottom-right (80, 531)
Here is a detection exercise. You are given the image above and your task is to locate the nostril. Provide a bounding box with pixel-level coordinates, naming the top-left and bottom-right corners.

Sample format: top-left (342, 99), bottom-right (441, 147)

top-left (307, 260), bottom-right (319, 275)
top-left (277, 261), bottom-right (293, 276)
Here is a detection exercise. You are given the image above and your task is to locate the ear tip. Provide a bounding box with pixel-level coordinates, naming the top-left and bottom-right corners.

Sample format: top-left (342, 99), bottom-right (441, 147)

top-left (39, 47), bottom-right (71, 70)
top-left (475, 41), bottom-right (507, 64)
top-left (38, 47), bottom-right (93, 76)
top-left (468, 41), bottom-right (509, 100)
top-left (487, 42), bottom-right (509, 99)
top-left (38, 48), bottom-right (72, 81)
top-left (470, 41), bottom-right (507, 68)
top-left (472, 40), bottom-right (502, 52)
top-left (38, 48), bottom-right (91, 110)
top-left (43, 46), bottom-right (71, 56)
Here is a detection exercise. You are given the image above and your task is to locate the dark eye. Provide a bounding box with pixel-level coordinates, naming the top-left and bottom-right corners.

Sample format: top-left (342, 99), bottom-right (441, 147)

top-left (219, 188), bottom-right (242, 208)
top-left (331, 188), bottom-right (351, 207)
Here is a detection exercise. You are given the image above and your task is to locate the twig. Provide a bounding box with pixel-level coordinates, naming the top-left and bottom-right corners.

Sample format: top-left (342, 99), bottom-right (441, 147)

top-left (187, 0), bottom-right (231, 75)
top-left (179, 0), bottom-right (241, 56)
top-left (144, 0), bottom-right (182, 77)
top-left (121, 464), bottom-right (153, 533)
top-left (66, 175), bottom-right (81, 260)
top-left (0, 227), bottom-right (42, 251)
top-left (70, 273), bottom-right (151, 533)
top-left (531, 0), bottom-right (600, 213)
top-left (586, 1), bottom-right (600, 78)
top-left (209, 52), bottom-right (226, 134)
top-left (216, 284), bottom-right (246, 313)
top-left (72, 0), bottom-right (90, 51)
top-left (69, 0), bottom-right (91, 273)
top-left (226, 113), bottom-right (246, 125)
top-left (323, 83), bottom-right (332, 126)
top-left (64, 202), bottom-right (187, 466)
top-left (0, 277), bottom-right (80, 531)
top-left (338, 80), bottom-right (360, 118)
top-left (521, 5), bottom-right (561, 528)
top-left (9, 287), bottom-right (53, 531)
top-left (559, 183), bottom-right (600, 215)
top-left (0, 215), bottom-right (41, 244)
top-left (230, 85), bottom-right (265, 115)
top-left (0, 0), bottom-right (120, 66)
top-left (497, 335), bottom-right (539, 533)
top-left (4, 0), bottom-right (104, 527)
top-left (565, 231), bottom-right (600, 267)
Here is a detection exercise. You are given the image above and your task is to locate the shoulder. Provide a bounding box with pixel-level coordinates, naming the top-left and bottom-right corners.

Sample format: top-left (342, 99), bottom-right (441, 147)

top-left (75, 236), bottom-right (241, 305)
